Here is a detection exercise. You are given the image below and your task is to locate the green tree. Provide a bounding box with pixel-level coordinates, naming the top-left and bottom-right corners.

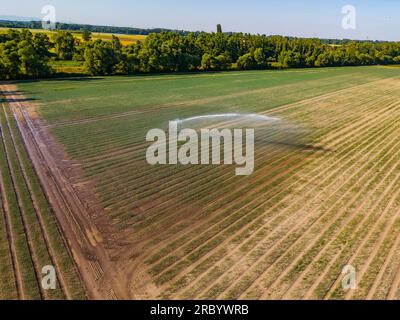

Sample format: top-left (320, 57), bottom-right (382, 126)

top-left (315, 52), bottom-right (333, 67)
top-left (33, 33), bottom-right (53, 58)
top-left (201, 53), bottom-right (218, 70)
top-left (0, 41), bottom-right (21, 79)
top-left (278, 50), bottom-right (302, 68)
top-left (84, 40), bottom-right (118, 75)
top-left (82, 29), bottom-right (92, 42)
top-left (237, 53), bottom-right (256, 70)
top-left (0, 29), bottom-right (52, 79)
top-left (18, 41), bottom-right (42, 77)
top-left (18, 30), bottom-right (52, 77)
top-left (53, 31), bottom-right (75, 60)
top-left (253, 48), bottom-right (267, 68)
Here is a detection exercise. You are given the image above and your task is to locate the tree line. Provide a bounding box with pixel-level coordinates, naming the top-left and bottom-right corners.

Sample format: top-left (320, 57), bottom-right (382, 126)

top-left (1, 28), bottom-right (400, 79)
top-left (0, 20), bottom-right (391, 45)
top-left (0, 20), bottom-right (190, 36)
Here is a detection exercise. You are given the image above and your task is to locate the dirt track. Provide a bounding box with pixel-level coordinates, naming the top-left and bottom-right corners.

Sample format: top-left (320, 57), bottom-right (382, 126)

top-left (0, 84), bottom-right (128, 300)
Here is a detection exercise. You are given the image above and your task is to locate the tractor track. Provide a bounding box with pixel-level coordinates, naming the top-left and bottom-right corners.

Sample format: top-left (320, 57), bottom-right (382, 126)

top-left (2, 104), bottom-right (70, 299)
top-left (0, 154), bottom-right (22, 299)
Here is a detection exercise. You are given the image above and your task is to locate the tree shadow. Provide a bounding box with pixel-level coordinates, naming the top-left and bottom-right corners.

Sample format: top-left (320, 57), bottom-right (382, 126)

top-left (1, 90), bottom-right (37, 103)
top-left (9, 76), bottom-right (105, 84)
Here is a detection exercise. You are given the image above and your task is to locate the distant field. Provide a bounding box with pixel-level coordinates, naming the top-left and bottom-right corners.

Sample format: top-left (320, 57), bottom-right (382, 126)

top-left (0, 27), bottom-right (146, 45)
top-left (0, 97), bottom-right (85, 300)
top-left (48, 60), bottom-right (86, 76)
top-left (88, 32), bottom-right (146, 46)
top-left (15, 66), bottom-right (400, 299)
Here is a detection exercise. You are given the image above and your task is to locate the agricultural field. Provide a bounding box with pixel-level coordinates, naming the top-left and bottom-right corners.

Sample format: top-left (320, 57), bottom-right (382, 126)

top-left (0, 27), bottom-right (146, 45)
top-left (48, 60), bottom-right (87, 76)
top-left (87, 32), bottom-right (146, 46)
top-left (0, 96), bottom-right (86, 299)
top-left (3, 65), bottom-right (400, 299)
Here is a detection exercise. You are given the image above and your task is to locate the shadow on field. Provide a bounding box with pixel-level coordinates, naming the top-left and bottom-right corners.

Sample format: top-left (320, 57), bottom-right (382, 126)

top-left (10, 76), bottom-right (105, 84)
top-left (1, 91), bottom-right (36, 103)
top-left (260, 140), bottom-right (333, 154)
top-left (49, 77), bottom-right (105, 82)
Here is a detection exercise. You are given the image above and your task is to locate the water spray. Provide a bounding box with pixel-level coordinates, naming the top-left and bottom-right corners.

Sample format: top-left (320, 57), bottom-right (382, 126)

top-left (175, 113), bottom-right (280, 125)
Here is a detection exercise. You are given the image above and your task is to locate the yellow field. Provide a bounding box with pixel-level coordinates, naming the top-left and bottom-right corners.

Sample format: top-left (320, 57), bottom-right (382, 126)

top-left (89, 32), bottom-right (146, 45)
top-left (0, 27), bottom-right (146, 45)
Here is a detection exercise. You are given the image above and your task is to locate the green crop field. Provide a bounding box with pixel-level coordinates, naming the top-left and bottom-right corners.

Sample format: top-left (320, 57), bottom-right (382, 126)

top-left (11, 65), bottom-right (400, 299)
top-left (0, 98), bottom-right (86, 300)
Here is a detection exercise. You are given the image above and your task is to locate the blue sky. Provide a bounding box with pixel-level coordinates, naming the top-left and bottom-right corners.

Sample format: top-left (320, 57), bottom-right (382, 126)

top-left (1, 0), bottom-right (400, 40)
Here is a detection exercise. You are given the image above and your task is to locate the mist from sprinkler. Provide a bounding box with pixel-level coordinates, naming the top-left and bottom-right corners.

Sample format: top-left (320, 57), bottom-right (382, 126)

top-left (175, 113), bottom-right (280, 125)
